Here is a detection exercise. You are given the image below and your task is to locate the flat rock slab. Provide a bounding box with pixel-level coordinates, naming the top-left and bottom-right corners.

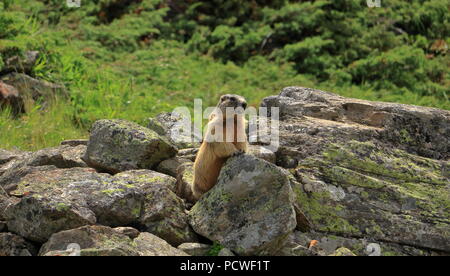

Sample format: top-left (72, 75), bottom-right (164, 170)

top-left (261, 86), bottom-right (450, 253)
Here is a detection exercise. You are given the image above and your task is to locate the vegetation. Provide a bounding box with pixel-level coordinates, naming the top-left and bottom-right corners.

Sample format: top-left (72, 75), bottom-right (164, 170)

top-left (0, 0), bottom-right (448, 150)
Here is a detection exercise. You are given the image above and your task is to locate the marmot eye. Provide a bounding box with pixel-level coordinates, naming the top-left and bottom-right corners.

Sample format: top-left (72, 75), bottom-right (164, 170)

top-left (230, 97), bottom-right (236, 101)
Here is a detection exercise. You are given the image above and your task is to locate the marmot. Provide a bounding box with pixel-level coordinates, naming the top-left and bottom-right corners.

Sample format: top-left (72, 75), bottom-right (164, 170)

top-left (192, 94), bottom-right (248, 201)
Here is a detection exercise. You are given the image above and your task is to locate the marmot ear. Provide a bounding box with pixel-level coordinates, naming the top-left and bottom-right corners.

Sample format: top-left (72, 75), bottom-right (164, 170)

top-left (220, 95), bottom-right (228, 102)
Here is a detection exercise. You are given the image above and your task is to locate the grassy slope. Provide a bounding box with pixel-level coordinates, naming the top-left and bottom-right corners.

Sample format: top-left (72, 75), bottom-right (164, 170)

top-left (0, 0), bottom-right (448, 150)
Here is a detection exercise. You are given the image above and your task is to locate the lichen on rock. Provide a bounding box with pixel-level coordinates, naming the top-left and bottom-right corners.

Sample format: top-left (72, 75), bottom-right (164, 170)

top-left (83, 119), bottom-right (177, 173)
top-left (189, 154), bottom-right (297, 256)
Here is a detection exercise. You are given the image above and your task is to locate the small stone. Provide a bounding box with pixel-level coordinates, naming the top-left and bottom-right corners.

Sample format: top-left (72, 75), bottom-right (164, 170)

top-left (177, 243), bottom-right (212, 256)
top-left (218, 248), bottom-right (235, 256)
top-left (113, 227), bottom-right (140, 239)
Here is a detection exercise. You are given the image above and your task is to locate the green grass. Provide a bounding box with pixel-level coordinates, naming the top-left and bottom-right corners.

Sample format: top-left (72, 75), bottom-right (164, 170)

top-left (0, 0), bottom-right (448, 151)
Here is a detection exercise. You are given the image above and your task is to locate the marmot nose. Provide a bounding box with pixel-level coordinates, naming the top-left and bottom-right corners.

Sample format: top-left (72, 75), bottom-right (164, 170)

top-left (241, 102), bottom-right (247, 109)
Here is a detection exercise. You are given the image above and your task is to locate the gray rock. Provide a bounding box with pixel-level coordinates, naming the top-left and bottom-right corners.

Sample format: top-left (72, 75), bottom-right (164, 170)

top-left (0, 145), bottom-right (87, 181)
top-left (3, 167), bottom-right (194, 244)
top-left (177, 148), bottom-right (199, 162)
top-left (177, 243), bottom-right (212, 256)
top-left (0, 149), bottom-right (26, 166)
top-left (60, 139), bottom-right (88, 147)
top-left (0, 194), bottom-right (18, 220)
top-left (147, 112), bottom-right (202, 149)
top-left (39, 225), bottom-right (188, 256)
top-left (189, 154), bottom-right (297, 256)
top-left (28, 145), bottom-right (87, 168)
top-left (175, 161), bottom-right (196, 203)
top-left (261, 86), bottom-right (450, 253)
top-left (248, 145), bottom-right (276, 164)
top-left (0, 81), bottom-right (24, 116)
top-left (133, 232), bottom-right (189, 256)
top-left (1, 73), bottom-right (68, 103)
top-left (83, 119), bottom-right (177, 173)
top-left (116, 170), bottom-right (198, 246)
top-left (156, 156), bottom-right (191, 177)
top-left (113, 227), bottom-right (140, 239)
top-left (3, 51), bottom-right (39, 74)
top-left (3, 167), bottom-right (138, 242)
top-left (218, 248), bottom-right (235, 256)
top-left (0, 232), bottom-right (37, 256)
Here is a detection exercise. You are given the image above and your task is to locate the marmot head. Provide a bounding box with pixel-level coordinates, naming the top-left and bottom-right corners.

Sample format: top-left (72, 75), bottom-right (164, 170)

top-left (216, 94), bottom-right (247, 118)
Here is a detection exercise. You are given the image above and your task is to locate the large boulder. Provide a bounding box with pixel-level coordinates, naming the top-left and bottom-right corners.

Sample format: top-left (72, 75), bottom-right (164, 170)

top-left (261, 86), bottom-right (450, 254)
top-left (189, 154), bottom-right (297, 256)
top-left (115, 170), bottom-right (198, 246)
top-left (2, 167), bottom-right (195, 244)
top-left (83, 119), bottom-right (177, 173)
top-left (39, 225), bottom-right (188, 256)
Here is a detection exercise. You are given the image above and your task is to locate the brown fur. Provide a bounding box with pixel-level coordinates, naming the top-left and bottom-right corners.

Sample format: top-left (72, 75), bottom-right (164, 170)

top-left (192, 94), bottom-right (248, 201)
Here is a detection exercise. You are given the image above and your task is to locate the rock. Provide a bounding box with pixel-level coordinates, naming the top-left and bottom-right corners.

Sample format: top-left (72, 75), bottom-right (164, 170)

top-left (0, 145), bottom-right (87, 179)
top-left (248, 145), bottom-right (276, 164)
top-left (0, 81), bottom-right (24, 116)
top-left (0, 194), bottom-right (18, 220)
top-left (39, 225), bottom-right (188, 256)
top-left (261, 86), bottom-right (450, 161)
top-left (83, 119), bottom-right (177, 173)
top-left (177, 148), bottom-right (199, 162)
top-left (113, 227), bottom-right (140, 239)
top-left (189, 154), bottom-right (297, 256)
top-left (175, 161), bottom-right (196, 203)
top-left (3, 166), bottom-right (195, 244)
top-left (133, 232), bottom-right (189, 256)
top-left (0, 233), bottom-right (37, 256)
top-left (0, 144), bottom-right (88, 189)
top-left (116, 170), bottom-right (197, 246)
top-left (3, 167), bottom-right (143, 242)
top-left (0, 149), bottom-right (26, 166)
top-left (329, 247), bottom-right (356, 256)
top-left (147, 112), bottom-right (202, 149)
top-left (261, 86), bottom-right (450, 254)
top-left (60, 139), bottom-right (88, 147)
top-left (177, 243), bottom-right (212, 256)
top-left (280, 231), bottom-right (438, 256)
top-left (2, 51), bottom-right (39, 74)
top-left (218, 248), bottom-right (235, 256)
top-left (0, 221), bottom-right (6, 232)
top-left (1, 73), bottom-right (68, 103)
top-left (156, 156), bottom-right (191, 177)
top-left (28, 145), bottom-right (87, 168)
